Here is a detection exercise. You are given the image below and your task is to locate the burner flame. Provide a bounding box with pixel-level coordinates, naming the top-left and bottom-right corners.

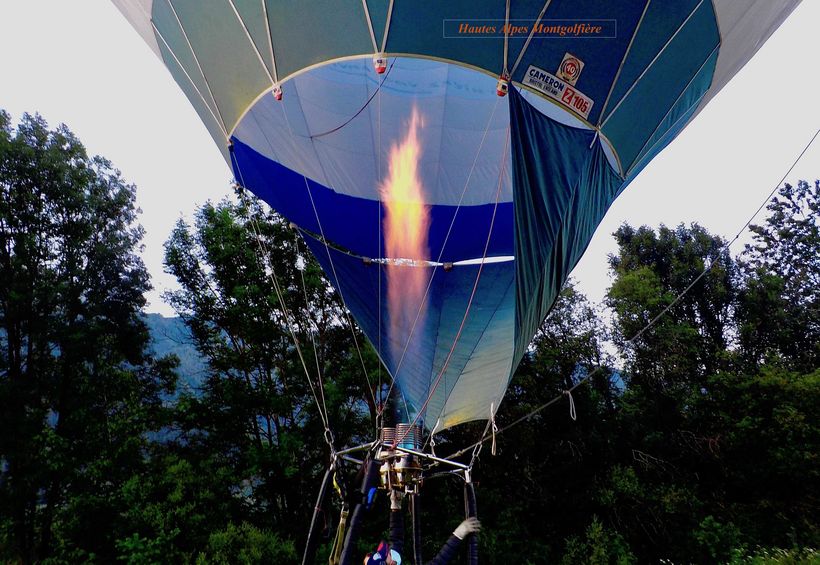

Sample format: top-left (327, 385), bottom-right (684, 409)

top-left (379, 108), bottom-right (431, 366)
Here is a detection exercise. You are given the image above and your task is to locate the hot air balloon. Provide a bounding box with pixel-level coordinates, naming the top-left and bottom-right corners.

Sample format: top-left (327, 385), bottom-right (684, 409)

top-left (111, 1), bottom-right (801, 562)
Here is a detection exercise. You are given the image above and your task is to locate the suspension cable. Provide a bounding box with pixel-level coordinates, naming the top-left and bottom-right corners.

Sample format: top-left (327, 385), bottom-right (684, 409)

top-left (377, 59), bottom-right (383, 421)
top-left (502, 0), bottom-right (511, 75)
top-left (445, 126), bottom-right (820, 462)
top-left (231, 149), bottom-right (335, 449)
top-left (299, 174), bottom-right (379, 416)
top-left (262, 100), bottom-right (381, 427)
top-left (310, 60), bottom-right (396, 140)
top-left (509, 0), bottom-right (555, 76)
top-left (241, 190), bottom-right (331, 434)
top-left (292, 228), bottom-right (333, 434)
top-left (282, 98), bottom-right (380, 417)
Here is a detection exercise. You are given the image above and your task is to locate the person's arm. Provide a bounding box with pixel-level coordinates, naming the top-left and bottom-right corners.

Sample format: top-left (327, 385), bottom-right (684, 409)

top-left (425, 518), bottom-right (481, 565)
top-left (389, 490), bottom-right (404, 555)
top-left (425, 535), bottom-right (461, 565)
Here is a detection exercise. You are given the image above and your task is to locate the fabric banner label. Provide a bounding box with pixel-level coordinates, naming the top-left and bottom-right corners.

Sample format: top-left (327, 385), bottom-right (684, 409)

top-left (522, 65), bottom-right (594, 119)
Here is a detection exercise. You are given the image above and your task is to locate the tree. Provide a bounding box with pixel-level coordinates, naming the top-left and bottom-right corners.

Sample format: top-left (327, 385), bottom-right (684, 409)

top-left (601, 207), bottom-right (819, 562)
top-left (607, 223), bottom-right (735, 392)
top-left (708, 180), bottom-right (820, 549)
top-left (602, 224), bottom-right (731, 561)
top-left (695, 366), bottom-right (819, 550)
top-left (0, 111), bottom-right (176, 563)
top-left (159, 196), bottom-right (376, 551)
top-left (737, 180), bottom-right (820, 372)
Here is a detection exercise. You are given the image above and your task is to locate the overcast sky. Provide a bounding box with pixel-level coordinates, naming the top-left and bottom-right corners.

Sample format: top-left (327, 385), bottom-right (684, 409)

top-left (1, 1), bottom-right (818, 317)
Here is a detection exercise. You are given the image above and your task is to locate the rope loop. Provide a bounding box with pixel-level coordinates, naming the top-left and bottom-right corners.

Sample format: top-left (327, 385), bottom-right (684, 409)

top-left (374, 408), bottom-right (383, 435)
top-left (490, 403), bottom-right (499, 456)
top-left (324, 428), bottom-right (336, 450)
top-left (563, 390), bottom-right (577, 421)
top-left (470, 440), bottom-right (483, 467)
top-left (429, 418), bottom-right (442, 457)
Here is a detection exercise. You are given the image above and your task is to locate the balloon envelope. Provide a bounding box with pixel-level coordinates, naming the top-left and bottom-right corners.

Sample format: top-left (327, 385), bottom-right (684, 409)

top-left (113, 0), bottom-right (800, 429)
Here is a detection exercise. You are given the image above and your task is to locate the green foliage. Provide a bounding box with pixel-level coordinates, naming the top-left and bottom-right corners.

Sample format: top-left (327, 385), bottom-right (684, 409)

top-left (195, 522), bottom-right (296, 564)
top-left (727, 547), bottom-right (820, 565)
top-left (737, 181), bottom-right (820, 372)
top-left (115, 533), bottom-right (172, 565)
top-left (595, 212), bottom-right (818, 562)
top-left (696, 367), bottom-right (819, 547)
top-left (695, 516), bottom-right (743, 563)
top-left (158, 197), bottom-right (376, 555)
top-left (607, 222), bottom-right (735, 390)
top-left (0, 110), bottom-right (177, 563)
top-left (562, 517), bottom-right (636, 565)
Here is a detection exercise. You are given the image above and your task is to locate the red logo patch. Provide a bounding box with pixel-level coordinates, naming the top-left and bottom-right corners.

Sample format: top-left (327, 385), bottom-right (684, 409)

top-left (557, 53), bottom-right (584, 86)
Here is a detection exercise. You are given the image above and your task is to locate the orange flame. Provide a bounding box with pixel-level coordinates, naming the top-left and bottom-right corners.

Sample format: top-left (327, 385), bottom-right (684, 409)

top-left (380, 108), bottom-right (430, 362)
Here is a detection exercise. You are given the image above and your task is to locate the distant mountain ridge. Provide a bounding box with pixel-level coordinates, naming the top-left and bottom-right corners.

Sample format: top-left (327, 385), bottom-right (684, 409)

top-left (143, 313), bottom-right (207, 392)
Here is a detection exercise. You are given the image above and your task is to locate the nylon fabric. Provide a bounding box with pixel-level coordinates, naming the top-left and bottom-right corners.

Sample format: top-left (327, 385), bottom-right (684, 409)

top-left (302, 234), bottom-right (515, 429)
top-left (509, 87), bottom-right (620, 361)
top-left (229, 137), bottom-right (514, 262)
top-left (601, 0), bottom-right (719, 170)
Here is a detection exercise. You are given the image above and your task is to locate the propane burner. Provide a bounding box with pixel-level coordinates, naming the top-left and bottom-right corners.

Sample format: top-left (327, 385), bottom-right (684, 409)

top-left (377, 424), bottom-right (423, 492)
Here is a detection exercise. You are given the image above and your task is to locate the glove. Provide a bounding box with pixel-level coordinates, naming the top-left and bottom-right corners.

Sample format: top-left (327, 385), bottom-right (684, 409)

top-left (453, 517), bottom-right (481, 539)
top-left (390, 489), bottom-right (404, 511)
